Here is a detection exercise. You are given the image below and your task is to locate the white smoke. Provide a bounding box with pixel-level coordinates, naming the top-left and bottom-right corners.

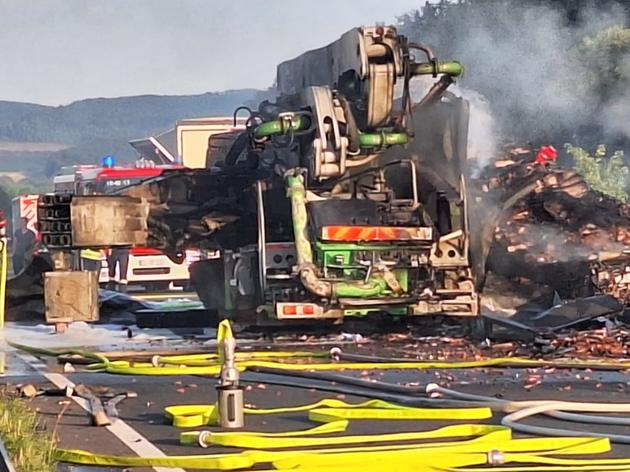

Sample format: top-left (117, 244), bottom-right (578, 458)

top-left (453, 85), bottom-right (498, 170)
top-left (407, 76), bottom-right (499, 169)
top-left (600, 56), bottom-right (630, 138)
top-left (400, 1), bottom-right (629, 146)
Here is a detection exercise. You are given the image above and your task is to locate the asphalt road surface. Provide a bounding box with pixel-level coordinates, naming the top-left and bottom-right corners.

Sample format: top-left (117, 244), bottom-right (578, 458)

top-left (4, 328), bottom-right (630, 472)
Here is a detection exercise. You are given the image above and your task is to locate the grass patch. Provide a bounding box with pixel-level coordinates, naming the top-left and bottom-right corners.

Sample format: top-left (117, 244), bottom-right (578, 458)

top-left (566, 143), bottom-right (628, 202)
top-left (0, 392), bottom-right (56, 472)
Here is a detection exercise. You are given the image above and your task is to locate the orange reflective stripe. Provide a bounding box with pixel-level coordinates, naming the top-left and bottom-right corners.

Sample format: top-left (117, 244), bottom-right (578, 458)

top-left (380, 227), bottom-right (397, 240)
top-left (321, 226), bottom-right (431, 242)
top-left (357, 227), bottom-right (374, 240)
top-left (336, 227), bottom-right (353, 240)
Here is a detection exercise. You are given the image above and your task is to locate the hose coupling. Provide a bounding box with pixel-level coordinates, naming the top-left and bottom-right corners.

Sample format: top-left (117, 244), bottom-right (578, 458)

top-left (197, 430), bottom-right (212, 448)
top-left (487, 449), bottom-right (505, 465)
top-left (425, 383), bottom-right (441, 397)
top-left (330, 347), bottom-right (342, 360)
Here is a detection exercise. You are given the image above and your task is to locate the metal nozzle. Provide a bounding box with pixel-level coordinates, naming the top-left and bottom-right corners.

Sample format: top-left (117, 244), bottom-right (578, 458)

top-left (217, 330), bottom-right (244, 428)
top-left (217, 385), bottom-right (244, 429)
top-left (220, 337), bottom-right (239, 387)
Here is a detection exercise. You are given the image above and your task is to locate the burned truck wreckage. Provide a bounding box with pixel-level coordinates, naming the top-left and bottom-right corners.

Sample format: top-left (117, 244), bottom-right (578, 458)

top-left (31, 26), bottom-right (630, 326)
top-left (36, 26), bottom-right (478, 322)
top-left (475, 148), bottom-right (630, 309)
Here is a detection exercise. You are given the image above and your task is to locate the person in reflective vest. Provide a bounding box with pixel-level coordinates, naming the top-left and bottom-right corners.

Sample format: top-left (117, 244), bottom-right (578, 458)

top-left (80, 248), bottom-right (103, 273)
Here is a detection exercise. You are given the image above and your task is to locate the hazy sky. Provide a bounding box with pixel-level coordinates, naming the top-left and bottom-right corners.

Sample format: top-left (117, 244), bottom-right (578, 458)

top-left (0, 0), bottom-right (422, 105)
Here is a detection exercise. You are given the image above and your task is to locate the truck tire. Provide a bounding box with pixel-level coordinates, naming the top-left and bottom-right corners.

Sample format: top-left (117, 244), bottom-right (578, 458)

top-left (189, 259), bottom-right (226, 315)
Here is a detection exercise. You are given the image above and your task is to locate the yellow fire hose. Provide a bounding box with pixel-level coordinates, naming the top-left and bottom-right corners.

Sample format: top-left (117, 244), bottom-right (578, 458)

top-left (10, 340), bottom-right (630, 376)
top-left (70, 355), bottom-right (630, 376)
top-left (56, 435), bottom-right (612, 470)
top-left (269, 437), bottom-right (610, 470)
top-left (157, 350), bottom-right (329, 365)
top-left (165, 398), bottom-right (491, 428)
top-left (453, 466), bottom-right (630, 472)
top-left (11, 321), bottom-right (630, 470)
top-left (185, 423), bottom-right (505, 449)
top-left (8, 315), bottom-right (630, 375)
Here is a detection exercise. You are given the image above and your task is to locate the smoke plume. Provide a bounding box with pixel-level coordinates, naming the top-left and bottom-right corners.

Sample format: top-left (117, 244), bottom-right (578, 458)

top-left (399, 1), bottom-right (630, 152)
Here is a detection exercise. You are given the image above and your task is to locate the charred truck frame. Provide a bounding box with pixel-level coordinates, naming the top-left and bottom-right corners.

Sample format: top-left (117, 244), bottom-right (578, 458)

top-left (39, 26), bottom-right (479, 322)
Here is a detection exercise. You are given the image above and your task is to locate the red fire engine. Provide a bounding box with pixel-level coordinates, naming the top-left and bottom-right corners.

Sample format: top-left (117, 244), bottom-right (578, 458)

top-left (52, 163), bottom-right (200, 290)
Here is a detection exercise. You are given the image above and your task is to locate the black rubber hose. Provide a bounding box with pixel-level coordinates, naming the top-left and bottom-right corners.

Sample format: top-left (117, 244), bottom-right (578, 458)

top-left (240, 372), bottom-right (469, 407)
top-left (248, 365), bottom-right (426, 395)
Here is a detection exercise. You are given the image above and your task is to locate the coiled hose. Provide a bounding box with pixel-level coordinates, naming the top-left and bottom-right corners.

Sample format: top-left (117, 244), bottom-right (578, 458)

top-left (427, 384), bottom-right (630, 444)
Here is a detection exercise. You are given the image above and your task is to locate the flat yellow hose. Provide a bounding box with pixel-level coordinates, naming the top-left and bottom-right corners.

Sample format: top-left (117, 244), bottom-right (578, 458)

top-left (72, 356), bottom-right (630, 376)
top-left (165, 398), bottom-right (492, 428)
top-left (55, 436), bottom-right (611, 470)
top-left (9, 334), bottom-right (630, 375)
top-left (185, 424), bottom-right (508, 449)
